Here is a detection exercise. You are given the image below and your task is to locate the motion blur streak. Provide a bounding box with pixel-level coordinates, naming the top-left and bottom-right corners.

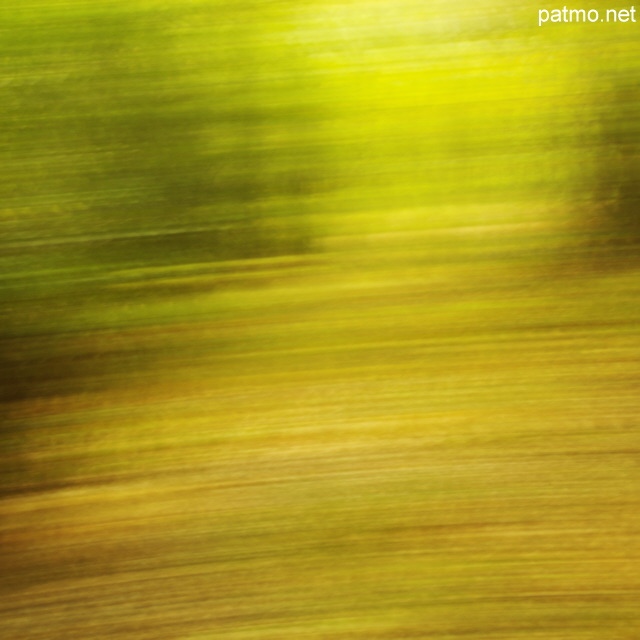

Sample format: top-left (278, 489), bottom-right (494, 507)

top-left (1, 1), bottom-right (639, 638)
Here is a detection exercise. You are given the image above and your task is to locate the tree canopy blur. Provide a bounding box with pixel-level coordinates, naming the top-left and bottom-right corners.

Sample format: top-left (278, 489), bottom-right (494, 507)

top-left (1, 0), bottom-right (639, 403)
top-left (1, 0), bottom-right (639, 271)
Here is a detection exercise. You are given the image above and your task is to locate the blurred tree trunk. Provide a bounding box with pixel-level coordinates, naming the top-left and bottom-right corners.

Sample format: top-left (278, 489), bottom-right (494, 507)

top-left (591, 77), bottom-right (640, 251)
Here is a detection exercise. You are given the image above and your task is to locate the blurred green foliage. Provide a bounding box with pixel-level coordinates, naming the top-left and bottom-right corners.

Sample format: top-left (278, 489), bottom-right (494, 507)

top-left (1, 0), bottom-right (639, 404)
top-left (1, 0), bottom-right (639, 271)
top-left (0, 0), bottom-right (318, 274)
top-left (1, 3), bottom-right (640, 639)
